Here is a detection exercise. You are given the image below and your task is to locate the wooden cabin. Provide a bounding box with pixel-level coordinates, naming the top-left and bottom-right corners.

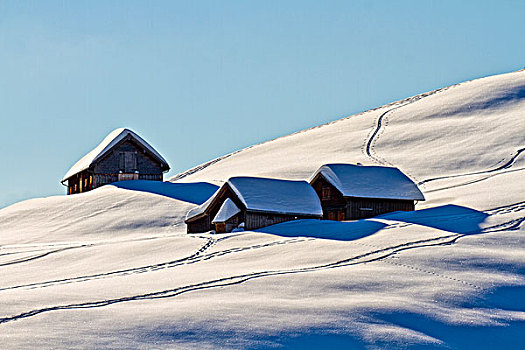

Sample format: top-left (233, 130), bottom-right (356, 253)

top-left (185, 177), bottom-right (323, 233)
top-left (309, 164), bottom-right (425, 220)
top-left (61, 128), bottom-right (170, 194)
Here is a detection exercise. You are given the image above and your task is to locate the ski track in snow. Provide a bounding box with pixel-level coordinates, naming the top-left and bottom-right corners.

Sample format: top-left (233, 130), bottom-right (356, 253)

top-left (424, 167), bottom-right (525, 193)
top-left (362, 85), bottom-right (455, 170)
top-left (0, 234), bottom-right (463, 325)
top-left (381, 257), bottom-right (484, 290)
top-left (1, 201), bottom-right (523, 293)
top-left (364, 107), bottom-right (401, 166)
top-left (360, 82), bottom-right (524, 191)
top-left (419, 147), bottom-right (525, 187)
top-left (0, 231), bottom-right (196, 257)
top-left (2, 72), bottom-right (524, 348)
top-left (172, 83), bottom-right (462, 183)
top-left (0, 237), bottom-right (307, 292)
top-left (0, 246), bottom-right (88, 267)
top-left (171, 73), bottom-right (513, 195)
top-left (0, 201), bottom-right (523, 325)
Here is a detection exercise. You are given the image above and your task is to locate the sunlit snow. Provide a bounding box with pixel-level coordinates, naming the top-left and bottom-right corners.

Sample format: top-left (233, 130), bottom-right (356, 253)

top-left (1, 70), bottom-right (524, 349)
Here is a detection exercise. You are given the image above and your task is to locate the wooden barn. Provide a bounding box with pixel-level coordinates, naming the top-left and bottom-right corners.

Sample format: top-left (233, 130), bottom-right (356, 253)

top-left (309, 163), bottom-right (425, 220)
top-left (185, 176), bottom-right (323, 233)
top-left (61, 128), bottom-right (170, 195)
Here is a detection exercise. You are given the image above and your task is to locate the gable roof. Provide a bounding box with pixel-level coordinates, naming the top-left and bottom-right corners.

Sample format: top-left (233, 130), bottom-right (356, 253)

top-left (212, 198), bottom-right (241, 223)
top-left (310, 164), bottom-right (425, 201)
top-left (185, 188), bottom-right (219, 221)
top-left (228, 177), bottom-right (323, 216)
top-left (61, 128), bottom-right (169, 183)
top-left (186, 176), bottom-right (323, 222)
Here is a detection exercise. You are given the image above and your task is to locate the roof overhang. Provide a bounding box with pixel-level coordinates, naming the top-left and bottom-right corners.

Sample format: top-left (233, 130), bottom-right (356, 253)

top-left (61, 128), bottom-right (170, 184)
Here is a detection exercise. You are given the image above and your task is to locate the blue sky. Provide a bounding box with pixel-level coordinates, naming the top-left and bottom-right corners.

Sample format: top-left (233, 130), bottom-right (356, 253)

top-left (1, 0), bottom-right (524, 208)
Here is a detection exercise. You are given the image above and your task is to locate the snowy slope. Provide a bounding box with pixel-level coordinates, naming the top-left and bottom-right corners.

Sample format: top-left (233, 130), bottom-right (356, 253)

top-left (0, 70), bottom-right (524, 349)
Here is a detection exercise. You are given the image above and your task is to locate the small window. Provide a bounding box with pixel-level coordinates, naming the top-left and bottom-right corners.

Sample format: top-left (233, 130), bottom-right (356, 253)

top-left (119, 152), bottom-right (125, 170)
top-left (120, 152), bottom-right (137, 172)
top-left (322, 187), bottom-right (331, 200)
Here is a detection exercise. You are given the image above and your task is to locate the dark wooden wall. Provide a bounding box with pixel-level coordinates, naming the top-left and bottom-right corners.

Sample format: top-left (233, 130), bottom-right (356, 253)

top-left (245, 212), bottom-right (319, 231)
top-left (186, 183), bottom-right (322, 233)
top-left (310, 174), bottom-right (347, 220)
top-left (67, 138), bottom-right (166, 195)
top-left (93, 174), bottom-right (119, 188)
top-left (310, 173), bottom-right (415, 220)
top-left (67, 170), bottom-right (95, 194)
top-left (94, 140), bottom-right (163, 176)
top-left (186, 184), bottom-right (246, 233)
top-left (215, 213), bottom-right (242, 233)
top-left (345, 197), bottom-right (414, 220)
top-left (187, 217), bottom-right (212, 234)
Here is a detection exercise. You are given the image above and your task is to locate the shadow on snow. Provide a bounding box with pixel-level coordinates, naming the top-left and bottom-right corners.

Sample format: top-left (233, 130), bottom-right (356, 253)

top-left (257, 205), bottom-right (488, 241)
top-left (256, 219), bottom-right (388, 241)
top-left (373, 307), bottom-right (525, 349)
top-left (380, 204), bottom-right (489, 235)
top-left (110, 180), bottom-right (219, 205)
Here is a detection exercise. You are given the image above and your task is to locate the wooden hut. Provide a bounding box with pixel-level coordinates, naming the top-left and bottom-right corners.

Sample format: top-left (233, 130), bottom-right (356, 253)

top-left (185, 176), bottom-right (323, 233)
top-left (61, 128), bottom-right (170, 195)
top-left (309, 164), bottom-right (425, 220)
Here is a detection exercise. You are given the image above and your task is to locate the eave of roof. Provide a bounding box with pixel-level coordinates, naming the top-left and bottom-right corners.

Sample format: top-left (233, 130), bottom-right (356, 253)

top-left (61, 128), bottom-right (169, 183)
top-left (310, 163), bottom-right (425, 201)
top-left (227, 176), bottom-right (323, 217)
top-left (186, 176), bottom-right (324, 222)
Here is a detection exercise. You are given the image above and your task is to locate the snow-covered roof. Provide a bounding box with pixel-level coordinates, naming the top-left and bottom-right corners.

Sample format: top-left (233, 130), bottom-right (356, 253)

top-left (310, 164), bottom-right (425, 201)
top-left (185, 189), bottom-right (218, 221)
top-left (212, 198), bottom-right (241, 223)
top-left (228, 177), bottom-right (323, 216)
top-left (62, 128), bottom-right (169, 183)
top-left (186, 176), bottom-right (323, 221)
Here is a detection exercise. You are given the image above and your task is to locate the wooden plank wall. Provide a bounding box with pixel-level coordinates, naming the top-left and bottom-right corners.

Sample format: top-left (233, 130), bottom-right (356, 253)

top-left (245, 212), bottom-right (317, 231)
top-left (187, 216), bottom-right (211, 233)
top-left (187, 184), bottom-right (246, 233)
top-left (345, 197), bottom-right (415, 220)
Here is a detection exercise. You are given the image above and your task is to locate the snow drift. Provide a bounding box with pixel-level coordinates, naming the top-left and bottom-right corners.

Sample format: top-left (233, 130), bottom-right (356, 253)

top-left (0, 70), bottom-right (524, 349)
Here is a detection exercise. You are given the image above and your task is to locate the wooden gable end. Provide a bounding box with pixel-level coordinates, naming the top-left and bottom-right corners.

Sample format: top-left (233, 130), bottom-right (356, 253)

top-left (93, 138), bottom-right (164, 175)
top-left (310, 173), bottom-right (346, 207)
top-left (186, 183), bottom-right (246, 233)
top-left (310, 173), bottom-right (346, 221)
top-left (207, 183), bottom-right (246, 224)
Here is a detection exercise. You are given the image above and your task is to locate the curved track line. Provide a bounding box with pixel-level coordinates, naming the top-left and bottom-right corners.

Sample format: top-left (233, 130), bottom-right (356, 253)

top-left (0, 234), bottom-right (462, 325)
top-left (2, 201), bottom-right (523, 292)
top-left (0, 246), bottom-right (85, 267)
top-left (174, 83), bottom-right (460, 182)
top-left (2, 211), bottom-right (523, 326)
top-left (363, 85), bottom-right (454, 167)
top-left (0, 213), bottom-right (525, 324)
top-left (0, 238), bottom-right (307, 292)
top-left (424, 167), bottom-right (525, 193)
top-left (365, 109), bottom-right (396, 164)
top-left (382, 258), bottom-right (483, 290)
top-left (0, 203), bottom-right (521, 324)
top-left (418, 148), bottom-right (525, 186)
top-left (0, 237), bottom-right (218, 292)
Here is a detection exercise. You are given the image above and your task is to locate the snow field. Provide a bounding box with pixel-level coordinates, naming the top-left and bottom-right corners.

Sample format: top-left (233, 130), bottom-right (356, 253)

top-left (0, 70), bottom-right (524, 348)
